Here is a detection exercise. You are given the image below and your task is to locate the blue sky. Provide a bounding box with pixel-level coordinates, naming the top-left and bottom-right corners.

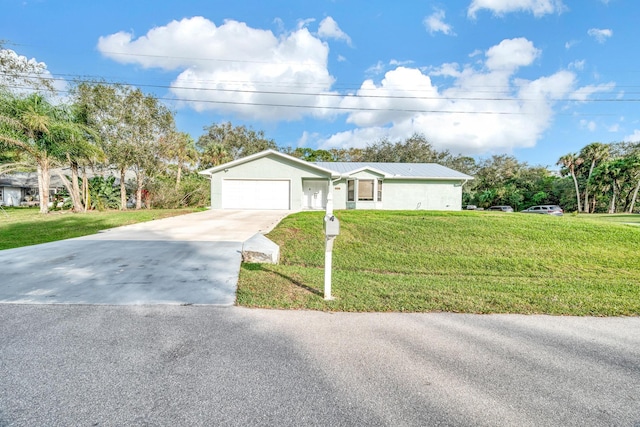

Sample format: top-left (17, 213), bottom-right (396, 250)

top-left (2, 0), bottom-right (638, 167)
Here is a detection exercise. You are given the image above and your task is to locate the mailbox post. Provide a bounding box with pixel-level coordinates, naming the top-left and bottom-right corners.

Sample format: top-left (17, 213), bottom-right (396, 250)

top-left (323, 214), bottom-right (339, 300)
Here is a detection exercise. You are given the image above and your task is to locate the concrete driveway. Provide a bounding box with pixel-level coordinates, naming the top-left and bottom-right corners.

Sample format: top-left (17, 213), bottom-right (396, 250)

top-left (0, 209), bottom-right (291, 305)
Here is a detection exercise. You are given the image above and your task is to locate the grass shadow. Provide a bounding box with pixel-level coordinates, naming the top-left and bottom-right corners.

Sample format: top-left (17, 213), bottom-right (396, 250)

top-left (243, 263), bottom-right (323, 297)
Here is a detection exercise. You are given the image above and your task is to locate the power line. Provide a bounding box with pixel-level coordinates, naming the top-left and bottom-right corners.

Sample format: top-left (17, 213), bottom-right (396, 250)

top-left (2, 71), bottom-right (638, 103)
top-left (2, 82), bottom-right (625, 117)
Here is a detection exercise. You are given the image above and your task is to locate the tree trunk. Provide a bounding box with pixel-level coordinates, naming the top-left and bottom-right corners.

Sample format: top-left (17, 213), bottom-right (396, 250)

top-left (70, 162), bottom-right (83, 212)
top-left (571, 172), bottom-right (582, 212)
top-left (37, 161), bottom-right (50, 214)
top-left (136, 186), bottom-right (143, 210)
top-left (584, 160), bottom-right (596, 213)
top-left (60, 158), bottom-right (84, 212)
top-left (176, 162), bottom-right (182, 187)
top-left (120, 168), bottom-right (127, 210)
top-left (629, 179), bottom-right (640, 213)
top-left (56, 171), bottom-right (82, 212)
top-left (135, 171), bottom-right (144, 210)
top-left (82, 170), bottom-right (89, 212)
top-left (609, 191), bottom-right (616, 214)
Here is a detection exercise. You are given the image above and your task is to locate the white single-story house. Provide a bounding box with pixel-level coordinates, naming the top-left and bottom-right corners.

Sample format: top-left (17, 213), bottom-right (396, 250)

top-left (0, 172), bottom-right (65, 207)
top-left (199, 149), bottom-right (474, 211)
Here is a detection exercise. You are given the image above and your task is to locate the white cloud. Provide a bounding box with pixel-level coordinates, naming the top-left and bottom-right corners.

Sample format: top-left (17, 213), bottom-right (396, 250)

top-left (297, 18), bottom-right (316, 29)
top-left (580, 119), bottom-right (597, 131)
top-left (0, 48), bottom-right (67, 99)
top-left (468, 0), bottom-right (566, 18)
top-left (97, 20), bottom-right (618, 158)
top-left (317, 17), bottom-right (352, 46)
top-left (365, 59), bottom-right (413, 76)
top-left (320, 126), bottom-right (392, 150)
top-left (623, 130), bottom-right (640, 142)
top-left (365, 61), bottom-right (386, 75)
top-left (424, 9), bottom-right (455, 36)
top-left (568, 60), bottom-right (585, 71)
top-left (587, 28), bottom-right (613, 43)
top-left (569, 82), bottom-right (615, 102)
top-left (565, 40), bottom-right (578, 49)
top-left (296, 130), bottom-right (322, 147)
top-left (430, 62), bottom-right (462, 78)
top-left (97, 17), bottom-right (340, 121)
top-left (485, 38), bottom-right (540, 71)
top-left (319, 37), bottom-right (611, 156)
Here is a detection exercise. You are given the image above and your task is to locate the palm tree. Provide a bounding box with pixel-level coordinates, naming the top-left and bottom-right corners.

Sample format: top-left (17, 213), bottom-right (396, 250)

top-left (580, 142), bottom-right (610, 213)
top-left (593, 159), bottom-right (626, 213)
top-left (0, 93), bottom-right (101, 213)
top-left (557, 153), bottom-right (584, 212)
top-left (161, 130), bottom-right (198, 186)
top-left (51, 105), bottom-right (104, 212)
top-left (0, 93), bottom-right (57, 213)
top-left (201, 143), bottom-right (231, 169)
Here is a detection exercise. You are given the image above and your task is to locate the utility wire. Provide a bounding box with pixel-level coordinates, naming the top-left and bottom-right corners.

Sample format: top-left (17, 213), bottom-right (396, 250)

top-left (1, 71), bottom-right (635, 103)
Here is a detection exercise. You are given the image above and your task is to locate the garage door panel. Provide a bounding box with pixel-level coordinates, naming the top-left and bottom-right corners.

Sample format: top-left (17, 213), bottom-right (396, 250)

top-left (222, 180), bottom-right (290, 210)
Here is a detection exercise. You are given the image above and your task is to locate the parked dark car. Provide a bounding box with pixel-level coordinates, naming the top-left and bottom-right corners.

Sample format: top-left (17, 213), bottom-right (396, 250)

top-left (521, 205), bottom-right (564, 216)
top-left (488, 205), bottom-right (514, 212)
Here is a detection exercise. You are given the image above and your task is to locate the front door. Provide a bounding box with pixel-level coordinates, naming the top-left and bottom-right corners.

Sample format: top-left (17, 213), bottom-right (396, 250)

top-left (303, 180), bottom-right (327, 209)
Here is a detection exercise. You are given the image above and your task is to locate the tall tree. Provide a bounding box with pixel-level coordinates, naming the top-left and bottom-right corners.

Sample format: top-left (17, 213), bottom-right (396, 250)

top-left (579, 142), bottom-right (609, 213)
top-left (160, 130), bottom-right (198, 186)
top-left (74, 82), bottom-right (131, 209)
top-left (49, 103), bottom-right (104, 212)
top-left (0, 46), bottom-right (55, 93)
top-left (592, 159), bottom-right (625, 213)
top-left (197, 122), bottom-right (276, 164)
top-left (557, 153), bottom-right (584, 213)
top-left (123, 89), bottom-right (174, 209)
top-left (360, 134), bottom-right (450, 163)
top-left (74, 82), bottom-right (173, 209)
top-left (0, 93), bottom-right (57, 213)
top-left (627, 156), bottom-right (640, 213)
top-left (0, 93), bottom-right (96, 213)
top-left (199, 143), bottom-right (231, 169)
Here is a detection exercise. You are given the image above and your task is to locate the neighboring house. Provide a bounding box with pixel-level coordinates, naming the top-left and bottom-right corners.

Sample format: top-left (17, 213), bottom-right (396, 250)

top-left (199, 149), bottom-right (473, 211)
top-left (0, 172), bottom-right (64, 207)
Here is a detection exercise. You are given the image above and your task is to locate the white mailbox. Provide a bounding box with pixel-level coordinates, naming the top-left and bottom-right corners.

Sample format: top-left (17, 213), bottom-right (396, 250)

top-left (323, 215), bottom-right (340, 237)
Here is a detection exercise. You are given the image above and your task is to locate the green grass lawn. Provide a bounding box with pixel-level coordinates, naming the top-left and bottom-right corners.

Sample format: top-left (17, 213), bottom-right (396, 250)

top-left (0, 207), bottom-right (202, 250)
top-left (237, 210), bottom-right (640, 315)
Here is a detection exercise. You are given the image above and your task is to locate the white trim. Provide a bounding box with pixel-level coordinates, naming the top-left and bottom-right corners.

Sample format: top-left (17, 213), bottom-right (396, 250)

top-left (341, 166), bottom-right (390, 178)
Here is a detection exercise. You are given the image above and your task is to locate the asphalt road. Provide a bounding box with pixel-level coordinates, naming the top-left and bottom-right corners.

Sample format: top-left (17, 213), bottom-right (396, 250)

top-left (1, 305), bottom-right (638, 426)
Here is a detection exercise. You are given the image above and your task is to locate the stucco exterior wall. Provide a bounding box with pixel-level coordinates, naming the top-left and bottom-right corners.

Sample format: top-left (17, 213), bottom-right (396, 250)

top-left (331, 177), bottom-right (462, 211)
top-left (382, 180), bottom-right (463, 210)
top-left (208, 154), bottom-right (331, 209)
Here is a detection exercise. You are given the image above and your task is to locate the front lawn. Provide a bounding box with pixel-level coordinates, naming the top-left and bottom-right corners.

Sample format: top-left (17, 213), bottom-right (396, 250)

top-left (237, 210), bottom-right (640, 315)
top-left (0, 207), bottom-right (202, 250)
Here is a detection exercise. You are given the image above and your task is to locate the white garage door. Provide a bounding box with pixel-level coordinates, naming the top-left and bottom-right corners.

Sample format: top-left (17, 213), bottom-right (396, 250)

top-left (222, 179), bottom-right (290, 210)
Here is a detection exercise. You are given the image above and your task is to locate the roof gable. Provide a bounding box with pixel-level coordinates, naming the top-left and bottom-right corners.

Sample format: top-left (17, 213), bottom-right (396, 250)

top-left (199, 149), bottom-right (339, 177)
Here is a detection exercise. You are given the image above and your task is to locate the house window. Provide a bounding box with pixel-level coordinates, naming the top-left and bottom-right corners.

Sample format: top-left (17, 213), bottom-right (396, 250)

top-left (347, 180), bottom-right (355, 202)
top-left (358, 180), bottom-right (374, 201)
top-left (0, 187), bottom-right (3, 202)
top-left (377, 179), bottom-right (382, 202)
